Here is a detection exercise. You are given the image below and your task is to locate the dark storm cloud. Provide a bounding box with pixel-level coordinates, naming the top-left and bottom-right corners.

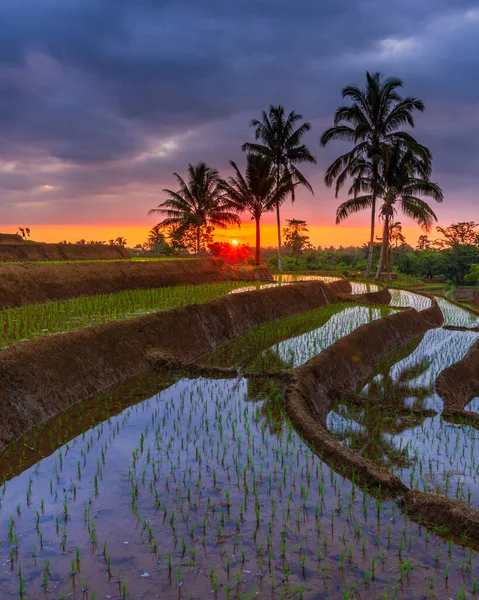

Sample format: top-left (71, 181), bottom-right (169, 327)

top-left (0, 0), bottom-right (478, 223)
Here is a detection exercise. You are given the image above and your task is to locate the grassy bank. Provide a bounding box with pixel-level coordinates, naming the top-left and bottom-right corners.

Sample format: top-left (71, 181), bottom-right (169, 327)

top-left (0, 280), bottom-right (260, 348)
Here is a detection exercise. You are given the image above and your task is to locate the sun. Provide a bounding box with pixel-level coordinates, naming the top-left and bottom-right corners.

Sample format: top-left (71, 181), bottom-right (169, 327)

top-left (231, 239), bottom-right (239, 246)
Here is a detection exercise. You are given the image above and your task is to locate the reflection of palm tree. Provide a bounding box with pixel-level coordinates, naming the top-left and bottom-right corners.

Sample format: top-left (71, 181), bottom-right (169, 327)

top-left (247, 375), bottom-right (287, 436)
top-left (333, 337), bottom-right (433, 468)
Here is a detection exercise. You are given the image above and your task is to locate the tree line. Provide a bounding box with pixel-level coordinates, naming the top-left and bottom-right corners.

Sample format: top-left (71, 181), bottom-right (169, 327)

top-left (149, 71), bottom-right (445, 280)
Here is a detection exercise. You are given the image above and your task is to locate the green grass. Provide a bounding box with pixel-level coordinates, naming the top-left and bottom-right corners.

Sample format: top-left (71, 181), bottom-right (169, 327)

top-left (0, 281), bottom-right (256, 349)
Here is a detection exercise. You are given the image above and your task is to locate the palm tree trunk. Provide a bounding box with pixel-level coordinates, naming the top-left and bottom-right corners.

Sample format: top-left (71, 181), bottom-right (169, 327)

top-left (196, 225), bottom-right (200, 255)
top-left (275, 159), bottom-right (283, 272)
top-left (275, 201), bottom-right (283, 271)
top-left (375, 215), bottom-right (389, 281)
top-left (255, 215), bottom-right (261, 265)
top-left (365, 194), bottom-right (376, 279)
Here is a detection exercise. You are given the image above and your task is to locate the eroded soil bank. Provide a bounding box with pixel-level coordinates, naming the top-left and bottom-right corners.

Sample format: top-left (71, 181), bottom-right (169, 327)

top-left (0, 242), bottom-right (129, 262)
top-left (436, 337), bottom-right (479, 426)
top-left (400, 491), bottom-right (479, 543)
top-left (0, 280), bottom-right (340, 453)
top-left (0, 258), bottom-right (272, 307)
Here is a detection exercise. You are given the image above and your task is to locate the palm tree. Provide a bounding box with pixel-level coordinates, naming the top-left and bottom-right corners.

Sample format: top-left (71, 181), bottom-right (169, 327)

top-left (148, 163), bottom-right (240, 255)
top-left (350, 144), bottom-right (441, 279)
top-left (374, 146), bottom-right (443, 279)
top-left (320, 72), bottom-right (429, 277)
top-left (221, 154), bottom-right (292, 265)
top-left (242, 105), bottom-right (316, 271)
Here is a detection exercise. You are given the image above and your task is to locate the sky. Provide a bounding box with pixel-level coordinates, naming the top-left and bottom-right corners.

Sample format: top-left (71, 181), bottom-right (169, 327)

top-left (0, 0), bottom-right (478, 248)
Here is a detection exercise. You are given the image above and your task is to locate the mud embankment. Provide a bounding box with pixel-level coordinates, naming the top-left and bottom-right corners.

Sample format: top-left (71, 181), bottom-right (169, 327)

top-left (0, 259), bottom-right (272, 308)
top-left (0, 242), bottom-right (130, 262)
top-left (400, 491), bottom-right (479, 543)
top-left (0, 280), bottom-right (338, 453)
top-left (284, 300), bottom-right (444, 497)
top-left (436, 338), bottom-right (479, 427)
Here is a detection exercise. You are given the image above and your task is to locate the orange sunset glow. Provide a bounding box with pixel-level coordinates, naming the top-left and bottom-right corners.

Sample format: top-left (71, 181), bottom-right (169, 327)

top-left (0, 221), bottom-right (426, 249)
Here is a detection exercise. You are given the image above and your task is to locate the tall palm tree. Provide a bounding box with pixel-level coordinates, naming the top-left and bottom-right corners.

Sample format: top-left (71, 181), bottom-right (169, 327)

top-left (148, 163), bottom-right (240, 255)
top-left (340, 144), bottom-right (443, 280)
top-left (374, 145), bottom-right (443, 279)
top-left (242, 105), bottom-right (316, 271)
top-left (221, 154), bottom-right (292, 265)
top-left (320, 72), bottom-right (429, 277)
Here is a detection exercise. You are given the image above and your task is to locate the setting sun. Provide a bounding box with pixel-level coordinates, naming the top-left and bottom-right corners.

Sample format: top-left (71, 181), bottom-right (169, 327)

top-left (231, 239), bottom-right (239, 246)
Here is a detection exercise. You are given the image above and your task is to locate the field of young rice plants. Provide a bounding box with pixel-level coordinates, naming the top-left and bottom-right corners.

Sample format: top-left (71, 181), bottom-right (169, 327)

top-left (0, 281), bottom-right (265, 349)
top-left (388, 289), bottom-right (432, 311)
top-left (1, 373), bottom-right (478, 599)
top-left (1, 286), bottom-right (479, 598)
top-left (201, 303), bottom-right (396, 371)
top-left (329, 310), bottom-right (479, 508)
top-left (436, 296), bottom-right (479, 328)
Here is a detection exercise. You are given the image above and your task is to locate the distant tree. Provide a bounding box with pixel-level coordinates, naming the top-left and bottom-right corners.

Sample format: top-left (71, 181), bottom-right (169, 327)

top-left (221, 154), bottom-right (292, 265)
top-left (389, 222), bottom-right (406, 248)
top-left (416, 234), bottom-right (432, 250)
top-left (18, 227), bottom-right (31, 239)
top-left (321, 71), bottom-right (429, 277)
top-left (76, 239), bottom-right (87, 245)
top-left (283, 219), bottom-right (313, 255)
top-left (436, 221), bottom-right (479, 247)
top-left (242, 105), bottom-right (316, 271)
top-left (161, 222), bottom-right (215, 254)
top-left (144, 225), bottom-right (169, 254)
top-left (465, 264), bottom-right (479, 285)
top-left (441, 245), bottom-right (479, 284)
top-left (114, 236), bottom-right (127, 247)
top-left (149, 163), bottom-right (240, 255)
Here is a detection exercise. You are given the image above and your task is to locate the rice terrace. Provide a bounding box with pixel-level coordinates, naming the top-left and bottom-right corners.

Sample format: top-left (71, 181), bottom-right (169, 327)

top-left (1, 251), bottom-right (479, 600)
top-left (2, 3), bottom-right (479, 597)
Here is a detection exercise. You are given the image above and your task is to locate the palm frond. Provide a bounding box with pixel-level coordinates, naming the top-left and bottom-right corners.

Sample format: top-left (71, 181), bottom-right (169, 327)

top-left (336, 195), bottom-right (374, 223)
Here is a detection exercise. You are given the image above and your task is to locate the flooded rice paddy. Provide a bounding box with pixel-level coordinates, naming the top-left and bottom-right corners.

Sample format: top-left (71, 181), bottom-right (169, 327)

top-left (1, 289), bottom-right (479, 598)
top-left (329, 326), bottom-right (479, 506)
top-left (202, 303), bottom-right (396, 371)
top-left (273, 274), bottom-right (341, 284)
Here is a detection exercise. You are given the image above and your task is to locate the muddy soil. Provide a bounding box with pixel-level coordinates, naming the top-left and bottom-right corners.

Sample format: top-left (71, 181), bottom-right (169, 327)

top-left (0, 258), bottom-right (272, 307)
top-left (0, 280), bottom-right (339, 453)
top-left (0, 242), bottom-right (130, 262)
top-left (436, 337), bottom-right (479, 426)
top-left (400, 490), bottom-right (479, 543)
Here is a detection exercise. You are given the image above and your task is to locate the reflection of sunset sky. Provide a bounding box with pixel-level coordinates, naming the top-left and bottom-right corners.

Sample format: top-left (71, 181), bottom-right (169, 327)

top-left (0, 2), bottom-right (478, 241)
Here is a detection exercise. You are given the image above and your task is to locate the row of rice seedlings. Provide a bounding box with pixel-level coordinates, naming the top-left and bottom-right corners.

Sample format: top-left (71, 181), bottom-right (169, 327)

top-left (202, 303), bottom-right (396, 371)
top-left (272, 274), bottom-right (341, 284)
top-left (329, 326), bottom-right (479, 507)
top-left (0, 281), bottom-right (259, 349)
top-left (389, 289), bottom-right (433, 311)
top-left (349, 282), bottom-right (380, 294)
top-left (271, 305), bottom-right (396, 369)
top-left (1, 375), bottom-right (478, 598)
top-left (436, 296), bottom-right (479, 328)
